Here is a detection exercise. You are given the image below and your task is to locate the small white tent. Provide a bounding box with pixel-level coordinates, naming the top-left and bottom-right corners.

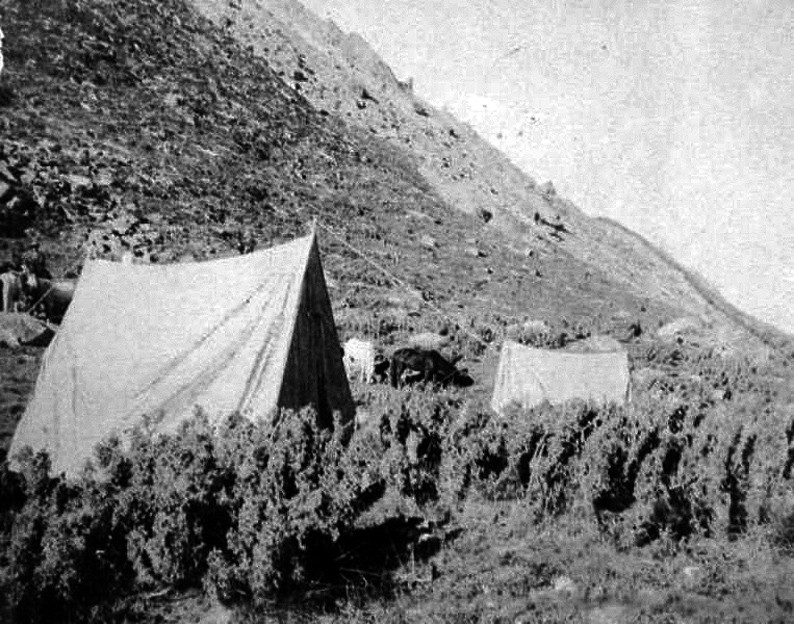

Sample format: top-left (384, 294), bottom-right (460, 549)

top-left (9, 232), bottom-right (354, 475)
top-left (491, 340), bottom-right (630, 414)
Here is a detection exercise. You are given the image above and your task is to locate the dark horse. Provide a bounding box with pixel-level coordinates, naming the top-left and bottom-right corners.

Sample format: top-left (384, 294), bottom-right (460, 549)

top-left (22, 266), bottom-right (76, 323)
top-left (389, 347), bottom-right (473, 388)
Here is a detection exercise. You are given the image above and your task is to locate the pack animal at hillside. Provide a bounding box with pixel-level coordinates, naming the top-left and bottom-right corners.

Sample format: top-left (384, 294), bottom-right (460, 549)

top-left (343, 338), bottom-right (376, 383)
top-left (390, 347), bottom-right (474, 388)
top-left (0, 270), bottom-right (24, 313)
top-left (23, 271), bottom-right (76, 323)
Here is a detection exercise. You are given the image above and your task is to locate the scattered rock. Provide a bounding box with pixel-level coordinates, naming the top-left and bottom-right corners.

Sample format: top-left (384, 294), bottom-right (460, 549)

top-left (65, 173), bottom-right (92, 189)
top-left (85, 214), bottom-right (158, 261)
top-left (553, 575), bottom-right (577, 595)
top-left (505, 319), bottom-right (550, 341)
top-left (93, 170), bottom-right (113, 187)
top-left (587, 604), bottom-right (629, 624)
top-left (682, 565), bottom-right (701, 580)
top-left (0, 313), bottom-right (55, 349)
top-left (524, 319), bottom-right (550, 334)
top-left (360, 87), bottom-right (378, 103)
top-left (657, 316), bottom-right (700, 338)
top-left (198, 603), bottom-right (233, 624)
top-left (398, 77), bottom-right (414, 92)
top-left (0, 162), bottom-right (15, 182)
top-left (626, 321), bottom-right (643, 340)
top-left (0, 187), bottom-right (39, 237)
top-left (420, 234), bottom-right (437, 250)
top-left (108, 214), bottom-right (139, 236)
top-left (405, 209), bottom-right (432, 221)
top-left (710, 387), bottom-right (732, 402)
top-left (384, 295), bottom-right (408, 308)
top-left (566, 334), bottom-right (624, 353)
top-left (681, 565), bottom-right (704, 590)
top-left (406, 331), bottom-right (451, 351)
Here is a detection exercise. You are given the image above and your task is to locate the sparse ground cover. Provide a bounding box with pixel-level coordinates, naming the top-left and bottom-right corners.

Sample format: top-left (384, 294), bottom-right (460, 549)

top-left (0, 1), bottom-right (792, 622)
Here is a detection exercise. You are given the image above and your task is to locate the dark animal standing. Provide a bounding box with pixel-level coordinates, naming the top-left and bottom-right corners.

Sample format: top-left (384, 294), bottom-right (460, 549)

top-left (373, 354), bottom-right (390, 383)
top-left (390, 347), bottom-right (474, 388)
top-left (23, 270), bottom-right (76, 324)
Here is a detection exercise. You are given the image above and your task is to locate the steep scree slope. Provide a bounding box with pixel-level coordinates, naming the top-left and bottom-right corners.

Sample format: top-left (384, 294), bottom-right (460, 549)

top-left (190, 0), bottom-right (774, 337)
top-left (0, 0), bottom-right (693, 333)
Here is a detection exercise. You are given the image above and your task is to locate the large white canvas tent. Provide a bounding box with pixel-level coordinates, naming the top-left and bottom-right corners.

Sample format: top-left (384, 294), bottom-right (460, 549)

top-left (9, 232), bottom-right (354, 475)
top-left (491, 340), bottom-right (630, 414)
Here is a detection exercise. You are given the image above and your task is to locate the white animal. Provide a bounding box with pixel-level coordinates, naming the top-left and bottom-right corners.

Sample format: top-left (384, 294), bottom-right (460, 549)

top-left (342, 338), bottom-right (375, 383)
top-left (0, 270), bottom-right (23, 312)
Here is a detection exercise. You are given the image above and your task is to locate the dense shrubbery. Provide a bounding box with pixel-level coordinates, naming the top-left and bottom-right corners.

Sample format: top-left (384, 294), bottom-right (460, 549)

top-left (0, 409), bottom-right (392, 622)
top-left (1, 352), bottom-right (791, 622)
top-left (355, 356), bottom-right (792, 545)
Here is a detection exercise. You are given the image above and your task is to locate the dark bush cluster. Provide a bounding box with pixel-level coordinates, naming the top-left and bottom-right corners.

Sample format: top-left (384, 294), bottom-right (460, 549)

top-left (442, 393), bottom-right (792, 548)
top-left (0, 409), bottom-right (395, 622)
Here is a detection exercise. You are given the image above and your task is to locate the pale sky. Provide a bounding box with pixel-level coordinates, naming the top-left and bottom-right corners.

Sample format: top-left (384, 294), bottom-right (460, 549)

top-left (302, 0), bottom-right (793, 334)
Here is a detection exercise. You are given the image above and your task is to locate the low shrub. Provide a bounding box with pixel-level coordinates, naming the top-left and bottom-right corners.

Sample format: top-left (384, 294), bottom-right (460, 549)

top-left (442, 389), bottom-right (792, 547)
top-left (0, 407), bottom-right (419, 621)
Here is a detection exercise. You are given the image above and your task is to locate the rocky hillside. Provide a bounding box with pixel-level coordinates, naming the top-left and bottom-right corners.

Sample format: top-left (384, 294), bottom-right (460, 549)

top-left (0, 0), bottom-right (783, 350)
top-left (191, 0), bottom-right (784, 348)
top-left (0, 0), bottom-right (789, 448)
top-left (0, 0), bottom-right (686, 448)
top-left (0, 0), bottom-right (699, 339)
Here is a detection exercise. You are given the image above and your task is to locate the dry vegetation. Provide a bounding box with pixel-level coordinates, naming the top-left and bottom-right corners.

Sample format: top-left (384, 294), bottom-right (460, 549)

top-left (0, 1), bottom-right (792, 623)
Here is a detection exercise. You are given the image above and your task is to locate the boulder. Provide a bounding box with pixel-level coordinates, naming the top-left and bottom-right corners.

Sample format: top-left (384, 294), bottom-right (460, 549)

top-left (504, 319), bottom-right (550, 342)
top-left (657, 316), bottom-right (700, 338)
top-left (420, 234), bottom-right (437, 250)
top-left (522, 319), bottom-right (550, 334)
top-left (552, 575), bottom-right (577, 595)
top-left (0, 312), bottom-right (54, 348)
top-left (540, 181), bottom-right (556, 197)
top-left (406, 331), bottom-right (452, 351)
top-left (565, 334), bottom-right (624, 353)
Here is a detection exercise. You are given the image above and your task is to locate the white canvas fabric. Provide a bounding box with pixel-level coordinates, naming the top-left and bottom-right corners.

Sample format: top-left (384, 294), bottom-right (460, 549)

top-left (491, 340), bottom-right (630, 414)
top-left (9, 233), bottom-right (354, 475)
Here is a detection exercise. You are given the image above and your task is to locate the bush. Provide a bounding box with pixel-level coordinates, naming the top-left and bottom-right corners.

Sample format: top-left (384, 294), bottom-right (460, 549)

top-left (208, 409), bottom-right (369, 602)
top-left (2, 350), bottom-right (791, 620)
top-left (2, 450), bottom-right (134, 623)
top-left (1, 408), bottom-right (399, 620)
